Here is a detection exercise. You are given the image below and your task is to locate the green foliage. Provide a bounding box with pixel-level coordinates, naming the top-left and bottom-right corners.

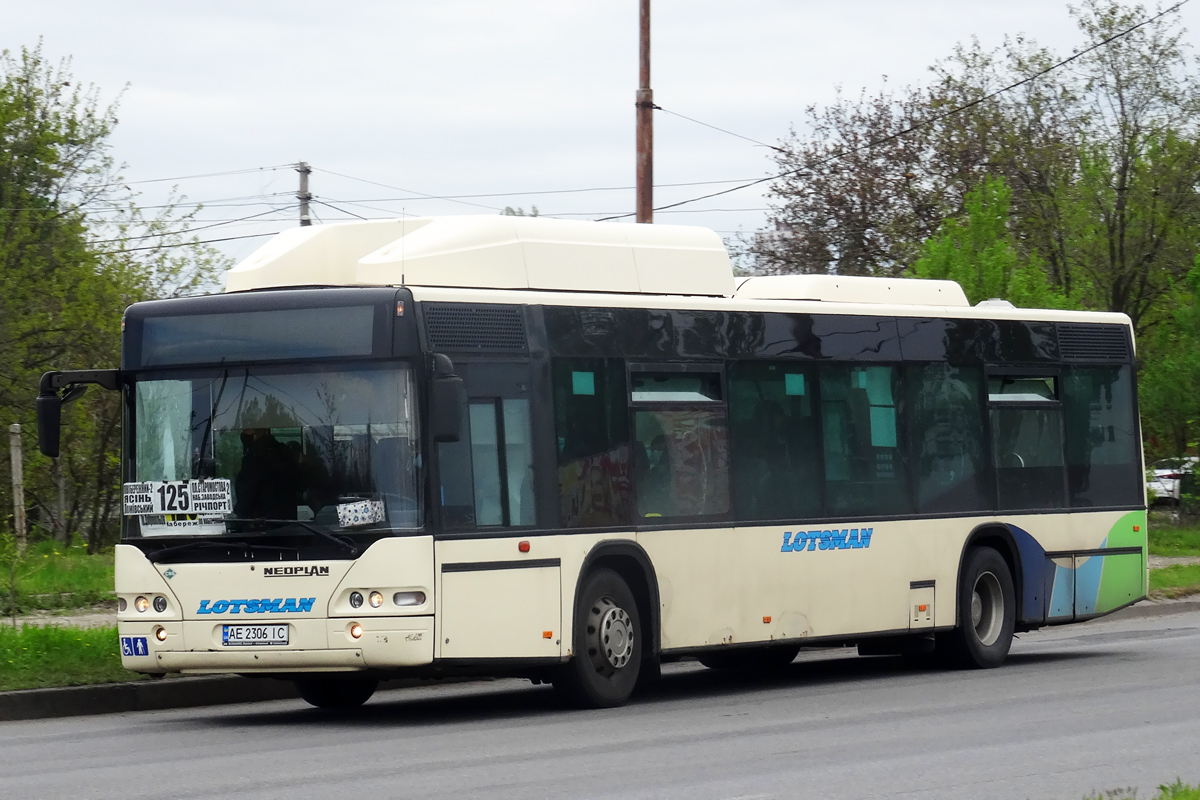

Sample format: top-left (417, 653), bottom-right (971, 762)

top-left (12, 539), bottom-right (113, 611)
top-left (0, 623), bottom-right (140, 691)
top-left (1084, 781), bottom-right (1200, 799)
top-left (500, 206), bottom-right (538, 217)
top-left (911, 177), bottom-right (1070, 308)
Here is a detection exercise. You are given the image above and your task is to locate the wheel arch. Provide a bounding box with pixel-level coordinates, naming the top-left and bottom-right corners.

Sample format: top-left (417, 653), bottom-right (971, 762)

top-left (573, 540), bottom-right (661, 660)
top-left (956, 523), bottom-right (1025, 627)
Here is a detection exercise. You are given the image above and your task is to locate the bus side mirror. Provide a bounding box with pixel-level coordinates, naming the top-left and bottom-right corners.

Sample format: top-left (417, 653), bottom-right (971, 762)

top-left (430, 354), bottom-right (465, 443)
top-left (36, 393), bottom-right (62, 458)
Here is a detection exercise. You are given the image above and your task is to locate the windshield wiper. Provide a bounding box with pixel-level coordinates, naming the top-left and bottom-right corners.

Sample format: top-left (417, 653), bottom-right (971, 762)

top-left (225, 518), bottom-right (361, 557)
top-left (148, 539), bottom-right (299, 564)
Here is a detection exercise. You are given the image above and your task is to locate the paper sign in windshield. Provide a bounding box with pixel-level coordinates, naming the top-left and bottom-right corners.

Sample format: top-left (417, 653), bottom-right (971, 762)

top-left (123, 480), bottom-right (233, 516)
top-left (337, 499), bottom-right (385, 528)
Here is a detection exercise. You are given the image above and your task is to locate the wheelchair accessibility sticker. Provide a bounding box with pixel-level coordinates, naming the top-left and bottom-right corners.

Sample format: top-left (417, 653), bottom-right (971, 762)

top-left (120, 636), bottom-right (149, 657)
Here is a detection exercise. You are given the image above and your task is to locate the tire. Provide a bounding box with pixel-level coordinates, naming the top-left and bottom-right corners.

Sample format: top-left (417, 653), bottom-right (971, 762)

top-left (946, 547), bottom-right (1015, 669)
top-left (698, 645), bottom-right (800, 672)
top-left (295, 676), bottom-right (379, 709)
top-left (554, 568), bottom-right (642, 708)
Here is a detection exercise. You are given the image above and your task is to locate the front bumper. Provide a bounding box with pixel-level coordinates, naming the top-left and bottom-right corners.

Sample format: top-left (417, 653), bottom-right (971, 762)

top-left (118, 616), bottom-right (434, 674)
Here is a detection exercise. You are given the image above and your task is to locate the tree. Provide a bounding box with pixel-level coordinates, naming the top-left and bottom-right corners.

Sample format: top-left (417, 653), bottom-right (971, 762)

top-left (911, 176), bottom-right (1068, 308)
top-left (0, 43), bottom-right (229, 552)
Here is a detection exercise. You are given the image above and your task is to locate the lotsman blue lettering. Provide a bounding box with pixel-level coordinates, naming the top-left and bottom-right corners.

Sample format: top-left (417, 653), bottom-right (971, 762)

top-left (298, 598), bottom-right (315, 613)
top-left (832, 529), bottom-right (849, 549)
top-left (791, 532), bottom-right (808, 552)
top-left (847, 528), bottom-right (862, 549)
top-left (211, 600), bottom-right (230, 613)
top-left (818, 530), bottom-right (832, 550)
top-left (860, 528), bottom-right (873, 549)
top-left (262, 599), bottom-right (283, 613)
top-left (780, 532), bottom-right (794, 553)
top-left (807, 533), bottom-right (818, 551)
top-left (196, 600), bottom-right (212, 615)
top-left (280, 598), bottom-right (299, 613)
top-left (229, 600), bottom-right (248, 614)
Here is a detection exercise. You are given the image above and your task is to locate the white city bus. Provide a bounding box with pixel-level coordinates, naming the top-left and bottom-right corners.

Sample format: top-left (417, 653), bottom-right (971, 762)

top-left (37, 215), bottom-right (1147, 709)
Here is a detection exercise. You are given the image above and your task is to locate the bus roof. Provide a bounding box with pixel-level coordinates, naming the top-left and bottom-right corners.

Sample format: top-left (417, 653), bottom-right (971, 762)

top-left (225, 216), bottom-right (966, 308)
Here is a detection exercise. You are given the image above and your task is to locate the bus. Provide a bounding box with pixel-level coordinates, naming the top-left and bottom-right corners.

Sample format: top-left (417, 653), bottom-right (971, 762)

top-left (36, 215), bottom-right (1147, 709)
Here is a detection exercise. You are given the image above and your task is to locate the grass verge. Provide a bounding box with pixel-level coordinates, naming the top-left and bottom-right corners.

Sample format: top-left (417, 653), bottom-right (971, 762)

top-left (0, 623), bottom-right (142, 692)
top-left (1087, 780), bottom-right (1200, 799)
top-left (1149, 564), bottom-right (1200, 599)
top-left (2, 540), bottom-right (115, 614)
top-left (1148, 522), bottom-right (1200, 557)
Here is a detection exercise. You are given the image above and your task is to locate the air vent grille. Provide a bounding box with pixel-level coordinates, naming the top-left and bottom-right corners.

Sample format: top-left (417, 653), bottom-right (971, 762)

top-left (1056, 323), bottom-right (1130, 362)
top-left (423, 303), bottom-right (527, 353)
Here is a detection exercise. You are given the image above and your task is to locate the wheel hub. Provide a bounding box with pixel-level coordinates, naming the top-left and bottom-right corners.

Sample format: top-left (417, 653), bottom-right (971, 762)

top-left (585, 596), bottom-right (635, 675)
top-left (971, 571), bottom-right (1004, 647)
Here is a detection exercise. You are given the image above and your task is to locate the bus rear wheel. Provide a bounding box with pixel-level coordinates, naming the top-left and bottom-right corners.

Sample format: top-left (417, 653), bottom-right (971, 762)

top-left (554, 568), bottom-right (642, 708)
top-left (295, 676), bottom-right (379, 709)
top-left (947, 547), bottom-right (1015, 669)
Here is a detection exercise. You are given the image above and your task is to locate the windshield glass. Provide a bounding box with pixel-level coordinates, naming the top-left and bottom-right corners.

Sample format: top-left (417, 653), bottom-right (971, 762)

top-left (130, 364), bottom-right (420, 537)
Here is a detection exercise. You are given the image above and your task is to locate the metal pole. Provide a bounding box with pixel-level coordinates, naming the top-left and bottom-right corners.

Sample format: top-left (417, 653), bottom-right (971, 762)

top-left (297, 162), bottom-right (312, 227)
top-left (635, 0), bottom-right (653, 224)
top-left (9, 424), bottom-right (25, 554)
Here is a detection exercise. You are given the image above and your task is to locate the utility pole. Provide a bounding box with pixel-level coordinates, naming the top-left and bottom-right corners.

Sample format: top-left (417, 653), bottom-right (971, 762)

top-left (9, 424), bottom-right (25, 553)
top-left (635, 0), bottom-right (653, 224)
top-left (297, 161), bottom-right (312, 227)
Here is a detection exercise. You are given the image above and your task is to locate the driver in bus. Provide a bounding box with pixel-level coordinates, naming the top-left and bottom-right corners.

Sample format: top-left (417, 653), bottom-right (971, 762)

top-left (234, 428), bottom-right (305, 521)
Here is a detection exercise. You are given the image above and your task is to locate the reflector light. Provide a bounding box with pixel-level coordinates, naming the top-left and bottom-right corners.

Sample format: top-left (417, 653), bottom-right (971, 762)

top-left (369, 591), bottom-right (384, 608)
top-left (1134, 525), bottom-right (1141, 532)
top-left (918, 604), bottom-right (928, 612)
top-left (762, 616), bottom-right (772, 624)
top-left (350, 624), bottom-right (363, 639)
top-left (393, 591), bottom-right (426, 607)
top-left (349, 592), bottom-right (364, 608)
top-left (134, 596), bottom-right (149, 613)
top-left (155, 627), bottom-right (168, 642)
top-left (518, 540), bottom-right (531, 553)
top-left (543, 631), bottom-right (553, 639)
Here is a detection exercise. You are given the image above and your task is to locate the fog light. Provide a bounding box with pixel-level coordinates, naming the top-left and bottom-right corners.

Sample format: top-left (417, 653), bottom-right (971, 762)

top-left (349, 591), bottom-right (363, 608)
top-left (393, 591), bottom-right (426, 607)
top-left (153, 596), bottom-right (167, 613)
top-left (118, 597), bottom-right (127, 612)
top-left (155, 627), bottom-right (168, 642)
top-left (368, 591), bottom-right (383, 608)
top-left (350, 623), bottom-right (363, 639)
top-left (134, 596), bottom-right (149, 613)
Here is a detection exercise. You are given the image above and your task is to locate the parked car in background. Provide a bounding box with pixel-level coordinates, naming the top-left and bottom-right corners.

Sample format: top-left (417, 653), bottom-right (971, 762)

top-left (1147, 457), bottom-right (1199, 504)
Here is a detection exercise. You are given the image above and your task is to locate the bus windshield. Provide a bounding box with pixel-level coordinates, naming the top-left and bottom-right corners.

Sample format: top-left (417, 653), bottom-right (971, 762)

top-left (130, 364), bottom-right (421, 537)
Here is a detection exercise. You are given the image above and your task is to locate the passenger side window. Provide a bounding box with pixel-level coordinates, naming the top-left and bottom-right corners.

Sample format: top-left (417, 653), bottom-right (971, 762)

top-left (728, 362), bottom-right (821, 521)
top-left (1063, 366), bottom-right (1140, 507)
top-left (820, 364), bottom-right (912, 515)
top-left (907, 363), bottom-right (989, 513)
top-left (630, 367), bottom-right (730, 520)
top-left (988, 374), bottom-right (1065, 510)
top-left (551, 359), bottom-right (632, 527)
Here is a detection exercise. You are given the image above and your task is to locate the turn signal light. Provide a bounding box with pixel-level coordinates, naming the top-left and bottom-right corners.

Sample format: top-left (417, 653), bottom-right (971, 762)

top-left (350, 624), bottom-right (363, 639)
top-left (393, 591), bottom-right (426, 607)
top-left (154, 627), bottom-right (168, 642)
top-left (369, 591), bottom-right (384, 608)
top-left (518, 540), bottom-right (531, 553)
top-left (134, 596), bottom-right (149, 613)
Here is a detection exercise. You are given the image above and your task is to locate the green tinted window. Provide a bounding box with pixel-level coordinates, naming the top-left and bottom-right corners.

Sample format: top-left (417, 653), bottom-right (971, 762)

top-left (907, 364), bottom-right (990, 512)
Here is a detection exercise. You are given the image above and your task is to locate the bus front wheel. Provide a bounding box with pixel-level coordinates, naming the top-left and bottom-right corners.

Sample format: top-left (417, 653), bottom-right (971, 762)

top-left (295, 676), bottom-right (379, 709)
top-left (947, 547), bottom-right (1015, 669)
top-left (555, 568), bottom-right (642, 708)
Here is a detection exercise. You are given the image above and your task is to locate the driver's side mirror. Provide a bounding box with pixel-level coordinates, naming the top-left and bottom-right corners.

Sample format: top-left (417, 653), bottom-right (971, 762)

top-left (36, 393), bottom-right (62, 458)
top-left (429, 354), bottom-right (465, 443)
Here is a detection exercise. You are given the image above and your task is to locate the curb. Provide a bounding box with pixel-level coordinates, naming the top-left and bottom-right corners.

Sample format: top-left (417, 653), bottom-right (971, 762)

top-left (1095, 598), bottom-right (1200, 622)
top-left (0, 675), bottom-right (463, 722)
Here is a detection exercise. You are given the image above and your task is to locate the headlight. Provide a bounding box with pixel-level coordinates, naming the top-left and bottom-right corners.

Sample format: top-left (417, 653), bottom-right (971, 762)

top-left (393, 591), bottom-right (426, 607)
top-left (153, 596), bottom-right (167, 613)
top-left (154, 627), bottom-right (168, 642)
top-left (368, 591), bottom-right (383, 608)
top-left (349, 591), bottom-right (363, 608)
top-left (134, 596), bottom-right (149, 613)
top-left (350, 623), bottom-right (363, 639)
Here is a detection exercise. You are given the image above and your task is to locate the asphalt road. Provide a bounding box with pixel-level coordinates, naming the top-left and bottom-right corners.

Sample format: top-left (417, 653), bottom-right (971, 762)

top-left (3, 611), bottom-right (1200, 800)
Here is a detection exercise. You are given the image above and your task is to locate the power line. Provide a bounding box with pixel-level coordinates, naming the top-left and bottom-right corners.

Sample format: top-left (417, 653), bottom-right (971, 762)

top-left (656, 106), bottom-right (785, 153)
top-left (81, 164), bottom-right (296, 190)
top-left (94, 230), bottom-right (286, 255)
top-left (312, 168), bottom-right (503, 212)
top-left (86, 207), bottom-right (296, 245)
top-left (310, 198), bottom-right (368, 220)
top-left (598, 0), bottom-right (1193, 221)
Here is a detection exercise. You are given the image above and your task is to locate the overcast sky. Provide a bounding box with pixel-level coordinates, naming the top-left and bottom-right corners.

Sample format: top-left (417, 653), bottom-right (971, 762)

top-left (8, 1), bottom-right (1197, 272)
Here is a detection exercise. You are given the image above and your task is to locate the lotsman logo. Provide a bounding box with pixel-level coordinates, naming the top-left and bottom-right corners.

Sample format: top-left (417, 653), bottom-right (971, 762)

top-left (196, 598), bottom-right (316, 614)
top-left (780, 528), bottom-right (873, 552)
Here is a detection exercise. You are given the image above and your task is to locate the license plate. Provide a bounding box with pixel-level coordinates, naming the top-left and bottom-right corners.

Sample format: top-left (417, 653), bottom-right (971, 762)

top-left (222, 624), bottom-right (289, 647)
